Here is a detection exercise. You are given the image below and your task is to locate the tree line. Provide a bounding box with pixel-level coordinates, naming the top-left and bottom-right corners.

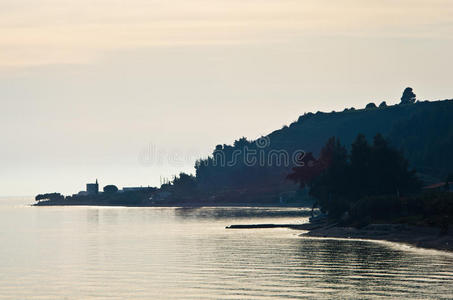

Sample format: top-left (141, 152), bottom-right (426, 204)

top-left (288, 134), bottom-right (421, 220)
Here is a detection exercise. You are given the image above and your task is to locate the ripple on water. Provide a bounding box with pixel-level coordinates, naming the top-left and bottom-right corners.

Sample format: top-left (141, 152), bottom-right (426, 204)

top-left (0, 204), bottom-right (452, 299)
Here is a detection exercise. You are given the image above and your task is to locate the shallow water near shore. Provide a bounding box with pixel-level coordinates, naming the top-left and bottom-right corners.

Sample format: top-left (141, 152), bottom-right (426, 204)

top-left (1, 197), bottom-right (453, 299)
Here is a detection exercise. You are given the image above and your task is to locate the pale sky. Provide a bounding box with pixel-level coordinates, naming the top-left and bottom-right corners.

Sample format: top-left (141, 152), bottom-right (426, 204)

top-left (1, 0), bottom-right (453, 196)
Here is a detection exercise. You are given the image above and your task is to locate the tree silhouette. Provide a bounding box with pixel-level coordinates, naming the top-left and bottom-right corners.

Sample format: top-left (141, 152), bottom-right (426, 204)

top-left (379, 101), bottom-right (387, 108)
top-left (366, 102), bottom-right (377, 109)
top-left (291, 134), bottom-right (421, 219)
top-left (321, 139), bottom-right (349, 215)
top-left (35, 193), bottom-right (64, 202)
top-left (286, 152), bottom-right (322, 189)
top-left (103, 185), bottom-right (118, 194)
top-left (350, 134), bottom-right (372, 200)
top-left (400, 87), bottom-right (416, 104)
top-left (172, 172), bottom-right (197, 195)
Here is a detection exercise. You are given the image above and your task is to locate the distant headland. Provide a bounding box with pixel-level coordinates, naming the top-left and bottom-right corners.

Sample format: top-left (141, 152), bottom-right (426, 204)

top-left (34, 177), bottom-right (307, 207)
top-left (34, 180), bottom-right (159, 207)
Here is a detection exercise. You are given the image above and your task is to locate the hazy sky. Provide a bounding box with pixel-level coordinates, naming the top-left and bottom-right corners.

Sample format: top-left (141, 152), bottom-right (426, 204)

top-left (1, 0), bottom-right (453, 196)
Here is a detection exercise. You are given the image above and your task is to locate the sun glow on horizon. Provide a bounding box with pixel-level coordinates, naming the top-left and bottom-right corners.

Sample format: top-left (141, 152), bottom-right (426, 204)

top-left (1, 0), bottom-right (453, 67)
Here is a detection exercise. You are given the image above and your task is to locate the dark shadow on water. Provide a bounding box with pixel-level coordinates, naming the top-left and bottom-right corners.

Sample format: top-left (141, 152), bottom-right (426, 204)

top-left (86, 209), bottom-right (99, 225)
top-left (174, 207), bottom-right (311, 220)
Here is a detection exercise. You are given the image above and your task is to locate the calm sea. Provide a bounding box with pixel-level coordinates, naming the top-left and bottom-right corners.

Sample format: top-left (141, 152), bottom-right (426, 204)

top-left (1, 197), bottom-right (453, 299)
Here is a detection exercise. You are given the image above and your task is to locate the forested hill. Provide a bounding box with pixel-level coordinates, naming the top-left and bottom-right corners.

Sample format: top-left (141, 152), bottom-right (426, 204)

top-left (194, 99), bottom-right (453, 194)
top-left (271, 99), bottom-right (453, 175)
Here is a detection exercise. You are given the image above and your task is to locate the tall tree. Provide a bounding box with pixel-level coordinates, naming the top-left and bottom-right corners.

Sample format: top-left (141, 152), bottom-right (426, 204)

top-left (370, 134), bottom-right (420, 196)
top-left (294, 134), bottom-right (421, 219)
top-left (309, 137), bottom-right (350, 217)
top-left (286, 152), bottom-right (321, 189)
top-left (350, 134), bottom-right (372, 200)
top-left (400, 87), bottom-right (416, 104)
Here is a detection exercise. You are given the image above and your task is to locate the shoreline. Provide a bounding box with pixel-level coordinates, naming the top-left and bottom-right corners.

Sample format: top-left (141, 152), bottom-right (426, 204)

top-left (302, 223), bottom-right (453, 252)
top-left (227, 222), bottom-right (453, 252)
top-left (33, 202), bottom-right (453, 252)
top-left (33, 202), bottom-right (309, 208)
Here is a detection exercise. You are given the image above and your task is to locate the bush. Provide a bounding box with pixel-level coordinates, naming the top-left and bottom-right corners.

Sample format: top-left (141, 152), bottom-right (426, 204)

top-left (350, 195), bottom-right (401, 221)
top-left (366, 102), bottom-right (377, 109)
top-left (103, 185), bottom-right (119, 194)
top-left (35, 193), bottom-right (64, 202)
top-left (379, 101), bottom-right (387, 108)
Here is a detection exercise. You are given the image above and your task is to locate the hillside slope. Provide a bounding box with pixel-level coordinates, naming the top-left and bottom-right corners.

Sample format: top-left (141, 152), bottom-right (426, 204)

top-left (195, 99), bottom-right (453, 196)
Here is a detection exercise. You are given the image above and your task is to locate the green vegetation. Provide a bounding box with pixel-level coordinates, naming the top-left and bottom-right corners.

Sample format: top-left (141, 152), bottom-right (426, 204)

top-left (347, 192), bottom-right (452, 230)
top-left (288, 134), bottom-right (421, 220)
top-left (365, 102), bottom-right (377, 109)
top-left (287, 133), bottom-right (453, 229)
top-left (36, 88), bottom-right (453, 210)
top-left (388, 100), bottom-right (453, 178)
top-left (35, 193), bottom-right (64, 202)
top-left (158, 172), bottom-right (198, 203)
top-left (103, 185), bottom-right (119, 194)
top-left (193, 93), bottom-right (453, 203)
top-left (400, 87), bottom-right (416, 104)
top-left (379, 101), bottom-right (387, 108)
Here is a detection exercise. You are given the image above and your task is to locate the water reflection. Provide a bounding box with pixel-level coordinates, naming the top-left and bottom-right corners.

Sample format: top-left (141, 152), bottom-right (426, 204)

top-left (86, 209), bottom-right (99, 225)
top-left (0, 203), bottom-right (452, 299)
top-left (174, 207), bottom-right (311, 220)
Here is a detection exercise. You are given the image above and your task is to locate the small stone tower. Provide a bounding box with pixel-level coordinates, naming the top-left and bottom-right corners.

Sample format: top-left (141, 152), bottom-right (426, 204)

top-left (86, 179), bottom-right (99, 195)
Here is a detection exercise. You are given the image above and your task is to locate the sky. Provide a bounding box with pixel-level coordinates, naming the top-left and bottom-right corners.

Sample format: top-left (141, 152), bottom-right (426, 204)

top-left (1, 0), bottom-right (453, 196)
